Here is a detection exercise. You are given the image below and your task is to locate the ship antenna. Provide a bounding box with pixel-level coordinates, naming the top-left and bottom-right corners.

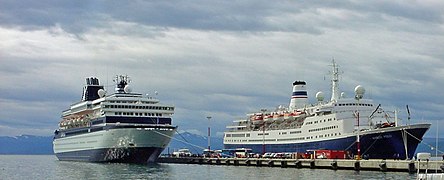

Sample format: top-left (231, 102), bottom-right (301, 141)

top-left (406, 105), bottom-right (411, 125)
top-left (329, 59), bottom-right (342, 102)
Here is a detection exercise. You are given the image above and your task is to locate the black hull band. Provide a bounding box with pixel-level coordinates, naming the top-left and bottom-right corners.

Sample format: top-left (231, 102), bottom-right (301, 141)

top-left (55, 147), bottom-right (164, 163)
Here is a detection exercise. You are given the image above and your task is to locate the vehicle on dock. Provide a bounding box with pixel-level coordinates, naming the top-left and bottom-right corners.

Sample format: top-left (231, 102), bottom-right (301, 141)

top-left (235, 148), bottom-right (253, 158)
top-left (173, 149), bottom-right (192, 157)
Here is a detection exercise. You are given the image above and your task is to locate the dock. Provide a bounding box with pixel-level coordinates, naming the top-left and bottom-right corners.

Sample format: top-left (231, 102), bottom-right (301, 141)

top-left (157, 157), bottom-right (444, 173)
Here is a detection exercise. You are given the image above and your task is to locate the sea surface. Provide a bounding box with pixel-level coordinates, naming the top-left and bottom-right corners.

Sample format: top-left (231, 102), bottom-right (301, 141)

top-left (0, 155), bottom-right (422, 180)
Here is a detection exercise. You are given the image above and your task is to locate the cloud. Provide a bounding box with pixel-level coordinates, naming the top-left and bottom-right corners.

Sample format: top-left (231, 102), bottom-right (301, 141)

top-left (0, 1), bottom-right (443, 138)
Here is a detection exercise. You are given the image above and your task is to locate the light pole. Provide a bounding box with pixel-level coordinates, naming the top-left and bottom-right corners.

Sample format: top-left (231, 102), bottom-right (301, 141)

top-left (260, 108), bottom-right (267, 155)
top-left (207, 116), bottom-right (212, 151)
top-left (354, 85), bottom-right (365, 160)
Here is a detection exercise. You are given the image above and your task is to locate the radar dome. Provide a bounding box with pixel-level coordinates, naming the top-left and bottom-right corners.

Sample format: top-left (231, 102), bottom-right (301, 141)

top-left (97, 89), bottom-right (106, 97)
top-left (315, 91), bottom-right (324, 102)
top-left (124, 85), bottom-right (132, 93)
top-left (340, 92), bottom-right (346, 98)
top-left (354, 85), bottom-right (365, 99)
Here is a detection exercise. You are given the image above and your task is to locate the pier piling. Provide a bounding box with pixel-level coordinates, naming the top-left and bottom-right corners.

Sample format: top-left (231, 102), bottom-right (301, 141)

top-left (157, 157), bottom-right (444, 173)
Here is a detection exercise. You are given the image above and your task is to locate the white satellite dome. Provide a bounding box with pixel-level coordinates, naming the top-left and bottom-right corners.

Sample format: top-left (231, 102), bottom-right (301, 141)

top-left (354, 85), bottom-right (365, 99)
top-left (315, 91), bottom-right (324, 102)
top-left (340, 92), bottom-right (346, 98)
top-left (98, 89), bottom-right (106, 97)
top-left (124, 85), bottom-right (132, 93)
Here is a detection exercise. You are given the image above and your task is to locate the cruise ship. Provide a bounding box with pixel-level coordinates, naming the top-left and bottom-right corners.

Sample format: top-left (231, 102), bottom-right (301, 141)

top-left (53, 75), bottom-right (176, 163)
top-left (224, 61), bottom-right (430, 160)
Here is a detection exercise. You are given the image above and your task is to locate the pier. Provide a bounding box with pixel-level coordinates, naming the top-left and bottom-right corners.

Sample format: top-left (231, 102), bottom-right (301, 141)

top-left (157, 157), bottom-right (444, 173)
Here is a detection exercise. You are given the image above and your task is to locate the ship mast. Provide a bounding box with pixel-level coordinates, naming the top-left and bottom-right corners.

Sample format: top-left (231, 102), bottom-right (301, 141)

top-left (330, 60), bottom-right (341, 102)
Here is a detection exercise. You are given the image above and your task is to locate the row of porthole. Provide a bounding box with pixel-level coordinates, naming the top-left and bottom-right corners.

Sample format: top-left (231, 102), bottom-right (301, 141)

top-left (113, 112), bottom-right (162, 116)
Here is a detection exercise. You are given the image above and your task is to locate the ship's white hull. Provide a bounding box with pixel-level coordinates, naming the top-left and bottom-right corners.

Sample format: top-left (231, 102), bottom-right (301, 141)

top-left (53, 126), bottom-right (176, 163)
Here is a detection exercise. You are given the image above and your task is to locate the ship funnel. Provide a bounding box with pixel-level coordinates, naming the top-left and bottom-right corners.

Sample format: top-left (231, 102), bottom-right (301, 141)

top-left (289, 81), bottom-right (308, 111)
top-left (81, 77), bottom-right (104, 101)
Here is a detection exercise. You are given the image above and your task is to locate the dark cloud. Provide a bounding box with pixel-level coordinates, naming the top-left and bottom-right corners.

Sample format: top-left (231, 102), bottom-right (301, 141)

top-left (0, 0), bottom-right (443, 137)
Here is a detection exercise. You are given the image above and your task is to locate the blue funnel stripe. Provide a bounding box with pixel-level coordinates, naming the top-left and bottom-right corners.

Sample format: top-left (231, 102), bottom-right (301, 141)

top-left (292, 91), bottom-right (307, 98)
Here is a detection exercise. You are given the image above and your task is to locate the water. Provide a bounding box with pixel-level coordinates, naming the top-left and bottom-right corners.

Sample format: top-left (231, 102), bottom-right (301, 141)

top-left (0, 155), bottom-right (421, 180)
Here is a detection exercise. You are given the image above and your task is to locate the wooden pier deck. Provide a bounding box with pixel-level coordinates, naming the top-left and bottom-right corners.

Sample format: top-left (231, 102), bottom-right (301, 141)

top-left (157, 157), bottom-right (444, 173)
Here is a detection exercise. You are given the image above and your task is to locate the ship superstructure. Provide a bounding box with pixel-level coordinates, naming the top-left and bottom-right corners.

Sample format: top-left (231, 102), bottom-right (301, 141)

top-left (53, 75), bottom-right (176, 163)
top-left (224, 61), bottom-right (430, 159)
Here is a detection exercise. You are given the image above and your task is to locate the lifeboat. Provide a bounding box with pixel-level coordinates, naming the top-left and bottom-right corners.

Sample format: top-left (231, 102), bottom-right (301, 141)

top-left (264, 114), bottom-right (273, 122)
top-left (380, 122), bottom-right (395, 128)
top-left (251, 114), bottom-right (264, 125)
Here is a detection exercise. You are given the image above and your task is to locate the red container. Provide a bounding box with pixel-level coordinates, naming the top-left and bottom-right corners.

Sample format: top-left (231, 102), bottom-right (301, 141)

top-left (314, 150), bottom-right (347, 159)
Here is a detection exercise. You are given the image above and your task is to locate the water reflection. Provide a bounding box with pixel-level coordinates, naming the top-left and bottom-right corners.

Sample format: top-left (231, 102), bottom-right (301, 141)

top-left (54, 161), bottom-right (173, 179)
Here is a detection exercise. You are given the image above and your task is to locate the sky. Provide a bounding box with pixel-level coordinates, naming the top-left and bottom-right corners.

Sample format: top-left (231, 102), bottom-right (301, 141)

top-left (0, 1), bottom-right (443, 138)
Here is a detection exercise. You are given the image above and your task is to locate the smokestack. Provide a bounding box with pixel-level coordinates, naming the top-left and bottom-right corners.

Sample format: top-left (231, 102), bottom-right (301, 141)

top-left (289, 81), bottom-right (307, 111)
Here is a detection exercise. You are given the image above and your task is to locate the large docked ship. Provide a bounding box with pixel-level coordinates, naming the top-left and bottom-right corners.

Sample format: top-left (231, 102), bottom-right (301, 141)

top-left (53, 75), bottom-right (176, 163)
top-left (224, 61), bottom-right (430, 159)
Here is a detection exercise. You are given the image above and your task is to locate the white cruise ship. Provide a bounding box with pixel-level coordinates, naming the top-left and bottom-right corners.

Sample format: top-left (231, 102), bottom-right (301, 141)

top-left (53, 75), bottom-right (176, 163)
top-left (224, 61), bottom-right (430, 159)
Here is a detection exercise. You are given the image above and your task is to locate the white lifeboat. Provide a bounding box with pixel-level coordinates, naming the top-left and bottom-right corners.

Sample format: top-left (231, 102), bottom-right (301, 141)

top-left (251, 114), bottom-right (264, 125)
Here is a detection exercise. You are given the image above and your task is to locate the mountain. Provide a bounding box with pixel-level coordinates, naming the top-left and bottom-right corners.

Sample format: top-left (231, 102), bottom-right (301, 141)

top-left (164, 132), bottom-right (224, 154)
top-left (0, 135), bottom-right (53, 154)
